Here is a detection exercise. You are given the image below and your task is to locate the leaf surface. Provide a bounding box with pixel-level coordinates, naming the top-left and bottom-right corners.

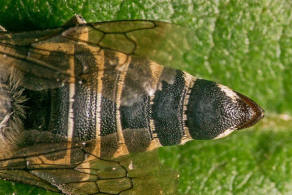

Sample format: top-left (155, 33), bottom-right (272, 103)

top-left (0, 0), bottom-right (291, 194)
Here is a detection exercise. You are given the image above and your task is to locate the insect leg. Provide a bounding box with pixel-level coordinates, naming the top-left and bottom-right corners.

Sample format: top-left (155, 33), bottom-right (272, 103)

top-left (63, 15), bottom-right (87, 27)
top-left (0, 25), bottom-right (6, 32)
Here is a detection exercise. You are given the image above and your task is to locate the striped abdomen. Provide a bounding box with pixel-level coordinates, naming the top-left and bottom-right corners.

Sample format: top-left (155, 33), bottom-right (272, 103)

top-left (0, 27), bottom-right (263, 160)
top-left (23, 47), bottom-right (195, 159)
top-left (22, 43), bottom-right (263, 159)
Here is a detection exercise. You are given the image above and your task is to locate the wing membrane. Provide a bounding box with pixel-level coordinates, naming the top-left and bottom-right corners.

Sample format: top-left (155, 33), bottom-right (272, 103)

top-left (67, 20), bottom-right (195, 67)
top-left (0, 20), bottom-right (194, 91)
top-left (0, 130), bottom-right (177, 195)
top-left (0, 19), bottom-right (183, 194)
top-left (0, 29), bottom-right (71, 90)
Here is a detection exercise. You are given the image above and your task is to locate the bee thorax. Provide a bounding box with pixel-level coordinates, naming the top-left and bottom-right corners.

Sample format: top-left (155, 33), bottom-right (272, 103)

top-left (0, 71), bottom-right (25, 148)
top-left (0, 83), bottom-right (12, 129)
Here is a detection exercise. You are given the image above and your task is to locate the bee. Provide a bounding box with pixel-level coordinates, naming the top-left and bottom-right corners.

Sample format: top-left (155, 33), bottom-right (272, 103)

top-left (0, 15), bottom-right (264, 194)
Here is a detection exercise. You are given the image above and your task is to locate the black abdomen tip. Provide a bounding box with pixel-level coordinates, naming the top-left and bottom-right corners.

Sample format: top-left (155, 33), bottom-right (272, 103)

top-left (186, 79), bottom-right (264, 140)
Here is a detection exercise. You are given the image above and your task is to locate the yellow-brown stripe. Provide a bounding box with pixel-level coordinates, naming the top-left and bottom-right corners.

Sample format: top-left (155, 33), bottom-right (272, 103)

top-left (181, 71), bottom-right (196, 144)
top-left (146, 61), bottom-right (164, 151)
top-left (94, 49), bottom-right (104, 158)
top-left (112, 53), bottom-right (131, 158)
top-left (66, 25), bottom-right (89, 163)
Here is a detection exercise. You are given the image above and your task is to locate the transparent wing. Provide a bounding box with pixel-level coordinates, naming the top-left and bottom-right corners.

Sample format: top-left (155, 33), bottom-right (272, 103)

top-left (0, 27), bottom-right (71, 90)
top-left (0, 19), bottom-right (182, 193)
top-left (64, 20), bottom-right (194, 67)
top-left (0, 20), bottom-right (194, 91)
top-left (0, 130), bottom-right (177, 195)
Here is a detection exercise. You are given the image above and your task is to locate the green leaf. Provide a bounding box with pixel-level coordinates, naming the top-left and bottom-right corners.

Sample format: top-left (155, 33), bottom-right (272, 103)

top-left (0, 0), bottom-right (291, 194)
top-left (160, 115), bottom-right (292, 194)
